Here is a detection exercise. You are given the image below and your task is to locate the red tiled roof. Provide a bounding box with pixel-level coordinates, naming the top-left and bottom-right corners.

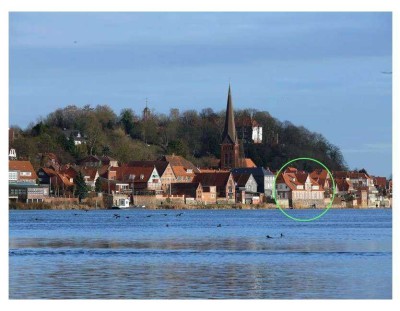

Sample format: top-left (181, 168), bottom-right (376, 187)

top-left (335, 178), bottom-right (353, 192)
top-left (110, 166), bottom-right (155, 183)
top-left (172, 166), bottom-right (196, 178)
top-left (193, 172), bottom-right (232, 187)
top-left (373, 177), bottom-right (387, 188)
top-left (60, 166), bottom-right (78, 179)
top-left (243, 158), bottom-right (256, 168)
top-left (171, 182), bottom-right (201, 196)
top-left (162, 155), bottom-right (200, 173)
top-left (333, 171), bottom-right (371, 180)
top-left (277, 172), bottom-right (322, 191)
top-left (9, 161), bottom-right (38, 180)
top-left (310, 169), bottom-right (329, 186)
top-left (281, 173), bottom-right (301, 190)
top-left (200, 169), bottom-right (230, 173)
top-left (285, 167), bottom-right (298, 173)
top-left (126, 161), bottom-right (170, 177)
top-left (55, 173), bottom-right (74, 187)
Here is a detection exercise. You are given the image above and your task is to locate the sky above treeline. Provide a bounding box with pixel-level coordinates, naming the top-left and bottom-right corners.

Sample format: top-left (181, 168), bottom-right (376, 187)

top-left (9, 12), bottom-right (392, 177)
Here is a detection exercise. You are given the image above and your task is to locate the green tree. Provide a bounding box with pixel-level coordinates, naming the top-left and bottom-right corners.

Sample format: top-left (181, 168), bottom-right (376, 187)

top-left (95, 105), bottom-right (117, 130)
top-left (102, 145), bottom-right (111, 156)
top-left (167, 140), bottom-right (189, 157)
top-left (83, 114), bottom-right (104, 155)
top-left (119, 108), bottom-right (135, 134)
top-left (74, 171), bottom-right (88, 202)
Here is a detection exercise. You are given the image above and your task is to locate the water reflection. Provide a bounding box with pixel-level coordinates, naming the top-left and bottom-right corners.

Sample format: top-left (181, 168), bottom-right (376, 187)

top-left (10, 254), bottom-right (391, 299)
top-left (9, 209), bottom-right (392, 299)
top-left (9, 236), bottom-right (390, 253)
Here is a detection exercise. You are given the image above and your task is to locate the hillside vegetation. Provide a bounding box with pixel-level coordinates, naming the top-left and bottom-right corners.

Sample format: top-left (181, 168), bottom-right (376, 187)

top-left (10, 104), bottom-right (347, 171)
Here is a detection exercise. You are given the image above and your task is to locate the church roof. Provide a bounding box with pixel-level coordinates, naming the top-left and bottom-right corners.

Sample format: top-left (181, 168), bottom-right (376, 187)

top-left (221, 85), bottom-right (238, 144)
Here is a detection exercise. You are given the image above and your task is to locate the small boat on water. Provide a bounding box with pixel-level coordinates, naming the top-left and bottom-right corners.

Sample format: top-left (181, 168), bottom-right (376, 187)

top-left (111, 198), bottom-right (146, 209)
top-left (111, 198), bottom-right (130, 209)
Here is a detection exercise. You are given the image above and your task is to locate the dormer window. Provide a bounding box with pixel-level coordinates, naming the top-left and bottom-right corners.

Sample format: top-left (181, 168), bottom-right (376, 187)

top-left (129, 174), bottom-right (135, 180)
top-left (186, 169), bottom-right (193, 173)
top-left (140, 174), bottom-right (144, 180)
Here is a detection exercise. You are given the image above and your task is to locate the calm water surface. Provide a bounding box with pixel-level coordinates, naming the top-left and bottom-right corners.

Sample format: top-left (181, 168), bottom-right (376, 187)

top-left (9, 209), bottom-right (392, 299)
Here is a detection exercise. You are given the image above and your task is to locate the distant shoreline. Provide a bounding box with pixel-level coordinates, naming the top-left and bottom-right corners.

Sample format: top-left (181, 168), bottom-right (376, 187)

top-left (9, 205), bottom-right (392, 211)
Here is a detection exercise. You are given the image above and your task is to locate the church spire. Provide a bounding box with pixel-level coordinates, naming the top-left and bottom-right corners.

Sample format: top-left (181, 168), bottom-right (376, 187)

top-left (222, 84), bottom-right (238, 144)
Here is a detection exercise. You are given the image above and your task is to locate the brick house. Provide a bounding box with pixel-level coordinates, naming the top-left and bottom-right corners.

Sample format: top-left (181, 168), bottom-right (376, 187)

top-left (127, 161), bottom-right (176, 192)
top-left (193, 171), bottom-right (235, 202)
top-left (37, 167), bottom-right (74, 196)
top-left (276, 171), bottom-right (324, 208)
top-left (108, 165), bottom-right (162, 194)
top-left (161, 154), bottom-right (200, 182)
top-left (170, 182), bottom-right (217, 204)
top-left (334, 171), bottom-right (379, 205)
top-left (9, 160), bottom-right (48, 202)
top-left (9, 160), bottom-right (38, 184)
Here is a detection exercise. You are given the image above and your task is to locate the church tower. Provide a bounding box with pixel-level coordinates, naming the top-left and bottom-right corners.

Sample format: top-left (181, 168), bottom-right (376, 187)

top-left (220, 85), bottom-right (240, 169)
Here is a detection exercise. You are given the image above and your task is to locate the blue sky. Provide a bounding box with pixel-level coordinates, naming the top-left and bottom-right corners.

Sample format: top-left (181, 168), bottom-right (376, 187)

top-left (9, 12), bottom-right (392, 177)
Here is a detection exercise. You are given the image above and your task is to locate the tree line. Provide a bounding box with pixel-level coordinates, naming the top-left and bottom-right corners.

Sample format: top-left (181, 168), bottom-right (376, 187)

top-left (10, 104), bottom-right (348, 171)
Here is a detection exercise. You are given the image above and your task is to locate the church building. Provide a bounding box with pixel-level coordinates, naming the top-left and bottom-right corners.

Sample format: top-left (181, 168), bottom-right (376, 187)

top-left (220, 85), bottom-right (256, 170)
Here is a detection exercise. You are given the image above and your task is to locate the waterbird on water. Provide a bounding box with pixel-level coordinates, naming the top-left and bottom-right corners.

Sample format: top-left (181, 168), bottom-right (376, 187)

top-left (217, 224), bottom-right (222, 227)
top-left (176, 213), bottom-right (183, 217)
top-left (266, 235), bottom-right (273, 239)
top-left (280, 233), bottom-right (284, 238)
top-left (146, 215), bottom-right (152, 218)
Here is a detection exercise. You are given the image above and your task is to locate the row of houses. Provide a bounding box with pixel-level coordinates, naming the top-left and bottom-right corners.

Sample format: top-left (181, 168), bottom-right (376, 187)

top-left (276, 167), bottom-right (391, 208)
top-left (9, 151), bottom-right (392, 208)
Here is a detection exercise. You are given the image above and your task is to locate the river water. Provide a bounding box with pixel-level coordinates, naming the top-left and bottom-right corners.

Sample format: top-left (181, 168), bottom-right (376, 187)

top-left (9, 209), bottom-right (392, 299)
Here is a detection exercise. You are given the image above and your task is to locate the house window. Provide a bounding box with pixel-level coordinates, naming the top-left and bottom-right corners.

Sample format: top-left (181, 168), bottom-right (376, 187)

top-left (9, 171), bottom-right (18, 181)
top-left (20, 171), bottom-right (32, 177)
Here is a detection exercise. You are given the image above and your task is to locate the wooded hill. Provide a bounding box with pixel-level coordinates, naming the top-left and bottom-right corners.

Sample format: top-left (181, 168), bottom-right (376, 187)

top-left (10, 104), bottom-right (347, 172)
